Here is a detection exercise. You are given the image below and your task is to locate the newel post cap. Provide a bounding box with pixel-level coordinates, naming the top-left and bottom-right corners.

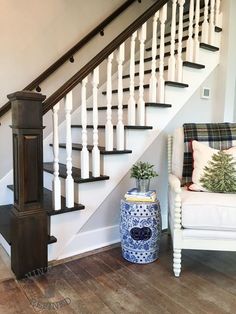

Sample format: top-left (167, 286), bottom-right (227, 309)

top-left (8, 90), bottom-right (46, 129)
top-left (7, 90), bottom-right (46, 102)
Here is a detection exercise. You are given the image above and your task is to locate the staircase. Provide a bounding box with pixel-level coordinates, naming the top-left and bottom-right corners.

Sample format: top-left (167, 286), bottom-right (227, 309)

top-left (0, 0), bottom-right (223, 278)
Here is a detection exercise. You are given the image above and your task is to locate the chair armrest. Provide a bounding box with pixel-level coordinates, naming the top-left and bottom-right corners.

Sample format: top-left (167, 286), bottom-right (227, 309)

top-left (168, 174), bottom-right (182, 230)
top-left (168, 174), bottom-right (181, 194)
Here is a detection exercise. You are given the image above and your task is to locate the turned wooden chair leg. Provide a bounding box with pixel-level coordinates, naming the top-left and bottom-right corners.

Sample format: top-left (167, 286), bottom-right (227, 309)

top-left (173, 248), bottom-right (181, 277)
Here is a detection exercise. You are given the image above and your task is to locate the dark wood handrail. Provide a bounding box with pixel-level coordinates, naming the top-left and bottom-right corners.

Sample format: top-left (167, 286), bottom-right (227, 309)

top-left (43, 0), bottom-right (169, 114)
top-left (0, 0), bottom-right (137, 118)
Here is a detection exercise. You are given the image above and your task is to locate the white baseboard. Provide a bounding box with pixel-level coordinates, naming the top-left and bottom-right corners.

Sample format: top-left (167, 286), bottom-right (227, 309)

top-left (0, 170), bottom-right (13, 205)
top-left (0, 234), bottom-right (11, 256)
top-left (55, 224), bottom-right (120, 260)
top-left (52, 214), bottom-right (168, 261)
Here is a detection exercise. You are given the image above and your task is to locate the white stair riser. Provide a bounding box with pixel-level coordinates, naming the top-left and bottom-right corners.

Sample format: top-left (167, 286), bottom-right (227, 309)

top-left (44, 4), bottom-right (221, 260)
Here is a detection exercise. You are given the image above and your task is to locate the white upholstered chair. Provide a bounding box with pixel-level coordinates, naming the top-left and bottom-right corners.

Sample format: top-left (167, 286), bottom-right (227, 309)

top-left (168, 124), bottom-right (236, 277)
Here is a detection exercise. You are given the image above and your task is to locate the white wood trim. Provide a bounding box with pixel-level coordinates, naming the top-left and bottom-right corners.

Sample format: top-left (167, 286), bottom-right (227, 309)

top-left (176, 0), bottom-right (185, 82)
top-left (65, 91), bottom-right (74, 208)
top-left (116, 43), bottom-right (125, 150)
top-left (194, 0), bottom-right (200, 62)
top-left (55, 225), bottom-right (120, 260)
top-left (105, 53), bottom-right (114, 151)
top-left (81, 77), bottom-right (90, 179)
top-left (201, 0), bottom-right (209, 43)
top-left (128, 32), bottom-right (137, 125)
top-left (209, 0), bottom-right (216, 45)
top-left (157, 5), bottom-right (167, 103)
top-left (168, 0), bottom-right (177, 81)
top-left (52, 103), bottom-right (61, 210)
top-left (137, 23), bottom-right (147, 126)
top-left (186, 0), bottom-right (194, 62)
top-left (149, 13), bottom-right (159, 103)
top-left (92, 67), bottom-right (100, 177)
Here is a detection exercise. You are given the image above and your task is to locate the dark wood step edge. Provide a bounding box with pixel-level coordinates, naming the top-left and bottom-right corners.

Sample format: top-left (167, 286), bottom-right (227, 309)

top-left (7, 185), bottom-right (85, 216)
top-left (102, 80), bottom-right (188, 95)
top-left (123, 61), bottom-right (205, 79)
top-left (71, 125), bottom-right (153, 130)
top-left (49, 143), bottom-right (132, 155)
top-left (87, 102), bottom-right (172, 111)
top-left (43, 163), bottom-right (110, 183)
top-left (200, 42), bottom-right (220, 51)
top-left (165, 81), bottom-right (189, 88)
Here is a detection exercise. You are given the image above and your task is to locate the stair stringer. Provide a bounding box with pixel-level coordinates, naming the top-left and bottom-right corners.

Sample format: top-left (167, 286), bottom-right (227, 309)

top-left (48, 47), bottom-right (220, 261)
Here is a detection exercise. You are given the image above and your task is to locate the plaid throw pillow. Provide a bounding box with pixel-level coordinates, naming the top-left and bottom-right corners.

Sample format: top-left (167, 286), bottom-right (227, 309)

top-left (182, 123), bottom-right (236, 185)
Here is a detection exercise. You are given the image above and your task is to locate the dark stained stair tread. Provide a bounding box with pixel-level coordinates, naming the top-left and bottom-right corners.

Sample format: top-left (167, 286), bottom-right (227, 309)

top-left (50, 143), bottom-right (132, 155)
top-left (163, 21), bottom-right (204, 38)
top-left (215, 26), bottom-right (222, 32)
top-left (145, 34), bottom-right (190, 52)
top-left (0, 204), bottom-right (57, 245)
top-left (48, 235), bottom-right (57, 244)
top-left (145, 24), bottom-right (221, 52)
top-left (165, 81), bottom-right (189, 88)
top-left (0, 204), bottom-right (12, 244)
top-left (123, 65), bottom-right (169, 78)
top-left (103, 80), bottom-right (188, 95)
top-left (145, 102), bottom-right (172, 108)
top-left (183, 61), bottom-right (205, 69)
top-left (146, 24), bottom-right (222, 52)
top-left (43, 162), bottom-right (110, 183)
top-left (71, 124), bottom-right (153, 130)
top-left (7, 185), bottom-right (85, 215)
top-left (200, 43), bottom-right (219, 51)
top-left (123, 60), bottom-right (205, 79)
top-left (87, 102), bottom-right (172, 111)
top-left (136, 47), bottom-right (187, 65)
top-left (102, 84), bottom-right (149, 95)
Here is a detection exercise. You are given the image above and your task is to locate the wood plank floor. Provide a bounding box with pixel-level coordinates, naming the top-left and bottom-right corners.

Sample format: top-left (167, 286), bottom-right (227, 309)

top-left (1, 233), bottom-right (236, 313)
top-left (0, 245), bottom-right (14, 282)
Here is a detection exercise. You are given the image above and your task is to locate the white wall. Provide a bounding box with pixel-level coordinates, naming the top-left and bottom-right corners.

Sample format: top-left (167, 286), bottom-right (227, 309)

top-left (82, 0), bottom-right (236, 236)
top-left (0, 0), bottom-right (154, 178)
top-left (81, 68), bottom-right (221, 232)
top-left (215, 0), bottom-right (236, 122)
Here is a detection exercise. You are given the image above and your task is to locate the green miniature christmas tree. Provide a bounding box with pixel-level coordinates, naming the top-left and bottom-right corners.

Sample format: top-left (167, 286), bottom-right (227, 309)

top-left (200, 151), bottom-right (236, 193)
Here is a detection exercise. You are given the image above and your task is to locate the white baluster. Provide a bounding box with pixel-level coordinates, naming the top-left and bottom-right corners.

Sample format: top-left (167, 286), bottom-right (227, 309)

top-left (186, 0), bottom-right (194, 62)
top-left (209, 0), bottom-right (215, 45)
top-left (116, 43), bottom-right (125, 150)
top-left (105, 53), bottom-right (114, 151)
top-left (168, 0), bottom-right (177, 81)
top-left (128, 32), bottom-right (137, 125)
top-left (176, 0), bottom-right (185, 83)
top-left (81, 77), bottom-right (89, 179)
top-left (52, 103), bottom-right (61, 210)
top-left (194, 0), bottom-right (200, 62)
top-left (149, 13), bottom-right (159, 103)
top-left (201, 0), bottom-right (209, 43)
top-left (215, 0), bottom-right (222, 27)
top-left (92, 67), bottom-right (100, 177)
top-left (137, 22), bottom-right (147, 125)
top-left (157, 5), bottom-right (167, 103)
top-left (65, 91), bottom-right (74, 208)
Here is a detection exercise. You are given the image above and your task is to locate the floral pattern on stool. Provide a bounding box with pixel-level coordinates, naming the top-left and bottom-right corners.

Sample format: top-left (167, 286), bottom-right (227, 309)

top-left (120, 199), bottom-right (162, 264)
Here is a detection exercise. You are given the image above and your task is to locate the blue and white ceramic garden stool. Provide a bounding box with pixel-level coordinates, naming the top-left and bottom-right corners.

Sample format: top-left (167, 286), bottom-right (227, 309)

top-left (120, 199), bottom-right (162, 264)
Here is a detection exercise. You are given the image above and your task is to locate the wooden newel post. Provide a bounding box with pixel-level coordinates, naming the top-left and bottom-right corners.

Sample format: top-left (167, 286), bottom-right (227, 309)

top-left (7, 91), bottom-right (47, 279)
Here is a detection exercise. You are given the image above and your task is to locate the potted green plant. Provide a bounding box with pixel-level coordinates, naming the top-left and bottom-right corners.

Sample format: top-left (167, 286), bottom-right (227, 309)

top-left (130, 161), bottom-right (158, 192)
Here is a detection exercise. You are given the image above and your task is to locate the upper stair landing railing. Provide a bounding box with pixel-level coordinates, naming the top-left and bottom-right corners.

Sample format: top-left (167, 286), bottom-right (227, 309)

top-left (40, 0), bottom-right (222, 211)
top-left (0, 0), bottom-right (138, 118)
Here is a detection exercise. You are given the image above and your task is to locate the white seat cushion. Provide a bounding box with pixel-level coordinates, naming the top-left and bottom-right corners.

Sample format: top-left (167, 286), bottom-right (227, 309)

top-left (181, 187), bottom-right (236, 231)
